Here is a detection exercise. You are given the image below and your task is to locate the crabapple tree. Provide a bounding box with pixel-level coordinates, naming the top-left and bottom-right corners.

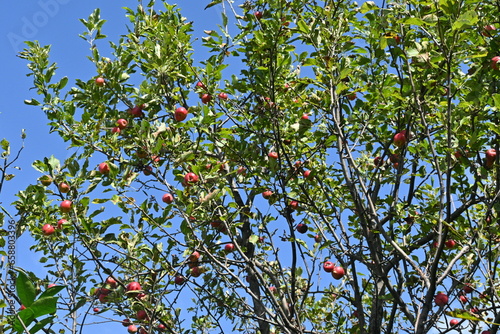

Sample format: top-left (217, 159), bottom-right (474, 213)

top-left (9, 0), bottom-right (500, 333)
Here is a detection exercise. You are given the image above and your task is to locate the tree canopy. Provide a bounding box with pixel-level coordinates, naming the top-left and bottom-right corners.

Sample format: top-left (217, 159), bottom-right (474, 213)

top-left (4, 0), bottom-right (500, 333)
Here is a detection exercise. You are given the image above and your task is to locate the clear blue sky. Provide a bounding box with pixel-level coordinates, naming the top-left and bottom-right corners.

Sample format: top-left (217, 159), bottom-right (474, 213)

top-left (0, 1), bottom-right (222, 333)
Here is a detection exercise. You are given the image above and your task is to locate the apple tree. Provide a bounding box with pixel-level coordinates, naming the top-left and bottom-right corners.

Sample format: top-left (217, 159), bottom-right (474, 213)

top-left (9, 0), bottom-right (500, 333)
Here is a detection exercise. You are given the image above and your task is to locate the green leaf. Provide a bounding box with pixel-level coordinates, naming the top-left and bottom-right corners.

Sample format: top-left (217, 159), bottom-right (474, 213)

top-left (37, 285), bottom-right (65, 299)
top-left (16, 271), bottom-right (36, 307)
top-left (14, 308), bottom-right (36, 333)
top-left (31, 160), bottom-right (47, 173)
top-left (296, 20), bottom-right (309, 34)
top-left (452, 11), bottom-right (478, 30)
top-left (492, 94), bottom-right (500, 110)
top-left (1, 139), bottom-right (9, 151)
top-left (360, 1), bottom-right (377, 13)
top-left (29, 316), bottom-right (55, 334)
top-left (46, 155), bottom-right (60, 171)
top-left (446, 309), bottom-right (482, 322)
top-left (248, 235), bottom-right (259, 244)
top-left (13, 297), bottom-right (57, 333)
top-left (204, 0), bottom-right (222, 10)
top-left (402, 17), bottom-right (426, 26)
top-left (92, 198), bottom-right (109, 204)
top-left (24, 99), bottom-right (40, 106)
top-left (58, 77), bottom-right (68, 90)
top-left (30, 296), bottom-right (57, 318)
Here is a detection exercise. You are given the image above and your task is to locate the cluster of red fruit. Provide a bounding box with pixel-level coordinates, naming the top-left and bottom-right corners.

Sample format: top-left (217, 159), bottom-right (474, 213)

top-left (323, 261), bottom-right (345, 279)
top-left (188, 251), bottom-right (204, 277)
top-left (194, 81), bottom-right (228, 107)
top-left (41, 200), bottom-right (72, 235)
top-left (436, 283), bottom-right (490, 333)
top-left (112, 118), bottom-right (128, 134)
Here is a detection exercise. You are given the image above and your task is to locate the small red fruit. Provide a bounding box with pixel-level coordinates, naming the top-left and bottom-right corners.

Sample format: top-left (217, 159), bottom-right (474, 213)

top-left (485, 149), bottom-right (497, 168)
top-left (56, 219), bottom-right (67, 229)
top-left (184, 172), bottom-right (199, 184)
top-left (301, 114), bottom-right (309, 120)
top-left (296, 223), bottom-right (308, 234)
top-left (445, 239), bottom-right (456, 249)
top-left (224, 243), bottom-right (235, 252)
top-left (128, 325), bottom-right (138, 333)
top-left (126, 282), bottom-right (141, 293)
top-left (158, 324), bottom-right (166, 331)
top-left (236, 166), bottom-right (246, 175)
top-left (459, 295), bottom-right (468, 303)
top-left (201, 94), bottom-right (212, 104)
top-left (393, 130), bottom-right (407, 148)
top-left (463, 283), bottom-right (473, 293)
top-left (116, 118), bottom-right (128, 129)
top-left (98, 293), bottom-right (109, 303)
top-left (262, 190), bottom-right (273, 199)
top-left (210, 220), bottom-right (227, 233)
top-left (136, 149), bottom-right (148, 159)
top-left (174, 276), bottom-right (185, 285)
top-left (19, 305), bottom-right (26, 310)
top-left (122, 319), bottom-right (132, 327)
top-left (58, 182), bottom-right (70, 193)
top-left (389, 154), bottom-right (399, 163)
top-left (143, 166), bottom-right (153, 176)
top-left (196, 81), bottom-right (206, 90)
top-left (218, 92), bottom-right (228, 100)
top-left (95, 77), bottom-right (105, 86)
top-left (190, 266), bottom-right (202, 277)
top-left (174, 107), bottom-right (188, 122)
top-left (374, 156), bottom-right (383, 167)
top-left (332, 266), bottom-right (345, 279)
top-left (483, 25), bottom-right (496, 37)
top-left (128, 105), bottom-right (145, 118)
top-left (47, 284), bottom-right (56, 288)
top-left (491, 56), bottom-right (500, 70)
top-left (189, 251), bottom-right (201, 262)
top-left (40, 175), bottom-right (52, 186)
top-left (105, 276), bottom-right (117, 288)
top-left (347, 92), bottom-right (357, 100)
top-left (111, 127), bottom-right (121, 134)
top-left (434, 292), bottom-right (448, 307)
top-left (289, 200), bottom-right (299, 210)
top-left (254, 11), bottom-right (263, 20)
top-left (60, 200), bottom-right (72, 213)
top-left (162, 193), bottom-right (174, 204)
top-left (303, 170), bottom-right (311, 179)
top-left (93, 307), bottom-right (100, 313)
top-left (323, 261), bottom-right (334, 273)
top-left (314, 234), bottom-right (322, 243)
top-left (136, 310), bottom-right (148, 320)
top-left (98, 162), bottom-right (110, 174)
top-left (486, 148), bottom-right (497, 160)
top-left (450, 319), bottom-right (459, 326)
top-left (268, 152), bottom-right (278, 159)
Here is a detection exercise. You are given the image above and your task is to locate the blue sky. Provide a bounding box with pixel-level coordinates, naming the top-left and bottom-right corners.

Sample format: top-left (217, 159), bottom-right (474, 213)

top-left (0, 1), bottom-right (223, 333)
